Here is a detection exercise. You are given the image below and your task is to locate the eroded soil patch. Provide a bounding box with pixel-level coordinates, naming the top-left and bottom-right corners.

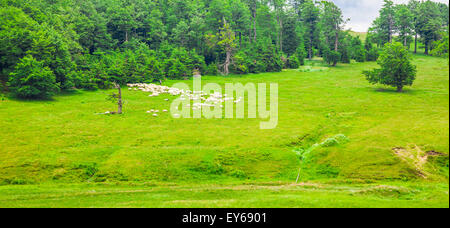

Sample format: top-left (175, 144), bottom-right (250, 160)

top-left (393, 146), bottom-right (447, 178)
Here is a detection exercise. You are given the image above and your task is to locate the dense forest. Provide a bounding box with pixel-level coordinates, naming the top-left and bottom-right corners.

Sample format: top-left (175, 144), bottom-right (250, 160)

top-left (0, 0), bottom-right (448, 98)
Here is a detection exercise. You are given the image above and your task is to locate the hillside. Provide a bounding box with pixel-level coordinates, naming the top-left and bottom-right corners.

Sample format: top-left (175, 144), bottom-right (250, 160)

top-left (349, 31), bottom-right (368, 42)
top-left (1, 54), bottom-right (448, 185)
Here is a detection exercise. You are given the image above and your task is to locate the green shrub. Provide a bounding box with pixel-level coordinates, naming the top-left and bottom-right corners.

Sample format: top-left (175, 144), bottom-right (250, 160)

top-left (323, 49), bottom-right (341, 66)
top-left (340, 48), bottom-right (351, 63)
top-left (366, 46), bottom-right (379, 61)
top-left (354, 47), bottom-right (366, 62)
top-left (8, 55), bottom-right (59, 99)
top-left (287, 55), bottom-right (300, 69)
top-left (232, 52), bottom-right (249, 74)
top-left (431, 31), bottom-right (449, 58)
top-left (230, 169), bottom-right (247, 179)
top-left (69, 71), bottom-right (99, 91)
top-left (158, 46), bottom-right (206, 79)
top-left (144, 56), bottom-right (164, 83)
top-left (350, 36), bottom-right (366, 63)
top-left (243, 41), bottom-right (283, 73)
top-left (296, 45), bottom-right (306, 66)
top-left (165, 58), bottom-right (189, 79)
top-left (71, 162), bottom-right (99, 180)
top-left (206, 64), bottom-right (218, 75)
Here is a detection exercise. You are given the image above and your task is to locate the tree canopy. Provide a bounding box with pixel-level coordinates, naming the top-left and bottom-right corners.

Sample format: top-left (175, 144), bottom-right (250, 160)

top-left (369, 0), bottom-right (449, 55)
top-left (0, 0), bottom-right (448, 98)
top-left (363, 42), bottom-right (417, 92)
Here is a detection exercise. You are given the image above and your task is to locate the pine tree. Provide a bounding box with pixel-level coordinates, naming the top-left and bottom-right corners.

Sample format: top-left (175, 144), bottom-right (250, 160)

top-left (301, 0), bottom-right (319, 60)
top-left (363, 42), bottom-right (416, 92)
top-left (320, 1), bottom-right (346, 66)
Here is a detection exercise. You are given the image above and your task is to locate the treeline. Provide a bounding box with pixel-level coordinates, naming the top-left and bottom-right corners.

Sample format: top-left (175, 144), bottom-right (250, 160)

top-left (0, 0), bottom-right (448, 99)
top-left (1, 0), bottom-right (375, 98)
top-left (368, 0), bottom-right (449, 56)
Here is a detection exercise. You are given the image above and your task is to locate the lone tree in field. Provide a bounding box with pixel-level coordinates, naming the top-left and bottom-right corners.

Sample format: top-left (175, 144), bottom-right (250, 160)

top-left (107, 82), bottom-right (123, 114)
top-left (363, 42), bottom-right (416, 92)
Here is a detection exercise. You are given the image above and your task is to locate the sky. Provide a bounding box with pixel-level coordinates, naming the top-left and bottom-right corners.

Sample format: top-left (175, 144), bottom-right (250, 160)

top-left (331, 0), bottom-right (449, 32)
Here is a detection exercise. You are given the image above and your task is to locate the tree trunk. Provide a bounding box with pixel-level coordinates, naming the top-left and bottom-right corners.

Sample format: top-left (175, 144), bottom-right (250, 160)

top-left (414, 33), bottom-right (417, 53)
top-left (424, 42), bottom-right (429, 55)
top-left (308, 38), bottom-right (312, 60)
top-left (332, 61), bottom-right (337, 67)
top-left (279, 15), bottom-right (283, 52)
top-left (274, 3), bottom-right (280, 50)
top-left (224, 50), bottom-right (231, 75)
top-left (125, 30), bottom-right (128, 43)
top-left (332, 30), bottom-right (339, 67)
top-left (404, 36), bottom-right (407, 47)
top-left (253, 19), bottom-right (257, 41)
top-left (388, 15), bottom-right (393, 43)
top-left (397, 86), bottom-right (403, 93)
top-left (253, 7), bottom-right (257, 42)
top-left (335, 31), bottom-right (339, 52)
top-left (115, 84), bottom-right (123, 114)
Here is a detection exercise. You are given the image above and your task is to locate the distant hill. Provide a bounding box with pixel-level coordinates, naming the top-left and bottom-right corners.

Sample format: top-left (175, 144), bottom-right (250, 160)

top-left (349, 31), bottom-right (368, 42)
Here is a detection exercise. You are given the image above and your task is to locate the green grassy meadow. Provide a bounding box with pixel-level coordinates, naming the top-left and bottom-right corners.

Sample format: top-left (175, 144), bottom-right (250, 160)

top-left (0, 55), bottom-right (448, 208)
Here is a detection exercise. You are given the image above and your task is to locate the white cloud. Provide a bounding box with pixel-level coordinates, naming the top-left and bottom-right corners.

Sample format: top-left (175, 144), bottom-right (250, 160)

top-left (330, 0), bottom-right (449, 32)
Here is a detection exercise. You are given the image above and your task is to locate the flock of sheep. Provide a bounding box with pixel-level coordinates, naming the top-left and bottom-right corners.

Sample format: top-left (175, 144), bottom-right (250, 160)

top-left (127, 83), bottom-right (243, 117)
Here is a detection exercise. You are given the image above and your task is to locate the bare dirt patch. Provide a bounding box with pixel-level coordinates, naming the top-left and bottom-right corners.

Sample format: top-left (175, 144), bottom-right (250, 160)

top-left (393, 146), bottom-right (447, 178)
top-left (426, 151), bottom-right (446, 156)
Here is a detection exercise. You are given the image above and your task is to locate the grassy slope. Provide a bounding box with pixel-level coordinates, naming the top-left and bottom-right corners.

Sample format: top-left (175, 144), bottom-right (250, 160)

top-left (349, 31), bottom-right (368, 42)
top-left (0, 55), bottom-right (448, 207)
top-left (0, 182), bottom-right (448, 208)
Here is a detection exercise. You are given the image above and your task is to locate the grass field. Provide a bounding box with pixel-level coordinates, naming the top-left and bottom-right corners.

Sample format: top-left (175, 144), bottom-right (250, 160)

top-left (0, 182), bottom-right (448, 208)
top-left (0, 54), bottom-right (448, 208)
top-left (349, 31), bottom-right (368, 42)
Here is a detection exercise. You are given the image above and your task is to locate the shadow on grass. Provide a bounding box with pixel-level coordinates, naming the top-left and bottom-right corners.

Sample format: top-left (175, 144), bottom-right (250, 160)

top-left (372, 87), bottom-right (419, 95)
top-left (7, 96), bottom-right (56, 103)
top-left (372, 86), bottom-right (446, 95)
top-left (4, 89), bottom-right (86, 103)
top-left (57, 89), bottom-right (84, 97)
